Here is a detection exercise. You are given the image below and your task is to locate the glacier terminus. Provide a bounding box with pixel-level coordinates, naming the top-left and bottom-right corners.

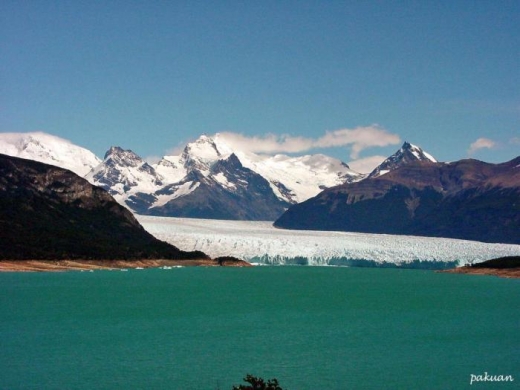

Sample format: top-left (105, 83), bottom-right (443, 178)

top-left (137, 216), bottom-right (520, 268)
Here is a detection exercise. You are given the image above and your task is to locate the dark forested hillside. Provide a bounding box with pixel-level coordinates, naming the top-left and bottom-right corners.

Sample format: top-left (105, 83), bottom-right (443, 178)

top-left (0, 154), bottom-right (208, 260)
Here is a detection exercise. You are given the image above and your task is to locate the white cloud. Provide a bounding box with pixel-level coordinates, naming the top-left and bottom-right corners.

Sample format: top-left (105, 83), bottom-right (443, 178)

top-left (218, 125), bottom-right (400, 159)
top-left (144, 155), bottom-right (162, 164)
top-left (467, 138), bottom-right (496, 155)
top-left (217, 132), bottom-right (313, 154)
top-left (347, 155), bottom-right (387, 174)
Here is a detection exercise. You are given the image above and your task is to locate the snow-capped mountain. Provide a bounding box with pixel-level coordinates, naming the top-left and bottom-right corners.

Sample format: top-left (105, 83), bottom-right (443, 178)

top-left (85, 146), bottom-right (163, 205)
top-left (275, 150), bottom-right (520, 244)
top-left (154, 134), bottom-right (362, 204)
top-left (232, 150), bottom-right (361, 204)
top-left (150, 152), bottom-right (290, 220)
top-left (0, 132), bottom-right (361, 220)
top-left (368, 141), bottom-right (437, 178)
top-left (85, 133), bottom-right (362, 219)
top-left (7, 132), bottom-right (461, 221)
top-left (0, 132), bottom-right (101, 176)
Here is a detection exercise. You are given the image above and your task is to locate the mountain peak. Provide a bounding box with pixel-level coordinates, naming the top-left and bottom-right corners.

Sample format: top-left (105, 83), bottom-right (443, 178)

top-left (401, 142), bottom-right (436, 161)
top-left (183, 135), bottom-right (221, 160)
top-left (368, 142), bottom-right (437, 178)
top-left (87, 146), bottom-right (162, 200)
top-left (104, 146), bottom-right (125, 158)
top-left (104, 146), bottom-right (144, 168)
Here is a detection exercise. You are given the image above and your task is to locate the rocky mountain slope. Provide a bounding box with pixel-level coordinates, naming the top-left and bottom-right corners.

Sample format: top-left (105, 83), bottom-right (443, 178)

top-left (274, 153), bottom-right (520, 244)
top-left (0, 153), bottom-right (208, 260)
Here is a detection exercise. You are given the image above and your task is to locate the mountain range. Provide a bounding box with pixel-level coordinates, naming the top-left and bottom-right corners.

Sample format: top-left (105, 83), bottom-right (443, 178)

top-left (275, 153), bottom-right (520, 244)
top-left (1, 132), bottom-right (518, 244)
top-left (0, 132), bottom-right (362, 220)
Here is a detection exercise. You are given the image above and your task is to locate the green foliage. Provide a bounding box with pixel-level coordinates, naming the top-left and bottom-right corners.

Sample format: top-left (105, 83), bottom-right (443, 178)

top-left (232, 374), bottom-right (284, 390)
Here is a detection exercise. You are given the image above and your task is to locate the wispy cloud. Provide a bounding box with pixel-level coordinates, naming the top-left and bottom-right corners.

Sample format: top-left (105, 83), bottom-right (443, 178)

top-left (347, 155), bottom-right (387, 174)
top-left (467, 137), bottom-right (496, 155)
top-left (144, 155), bottom-right (162, 164)
top-left (218, 125), bottom-right (401, 159)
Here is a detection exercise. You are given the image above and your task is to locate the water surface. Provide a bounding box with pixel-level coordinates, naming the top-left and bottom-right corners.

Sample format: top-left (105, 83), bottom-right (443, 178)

top-left (1, 267), bottom-right (518, 389)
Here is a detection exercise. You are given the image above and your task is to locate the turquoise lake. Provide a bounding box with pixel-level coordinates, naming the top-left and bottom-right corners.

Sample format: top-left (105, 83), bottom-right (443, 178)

top-left (1, 267), bottom-right (518, 389)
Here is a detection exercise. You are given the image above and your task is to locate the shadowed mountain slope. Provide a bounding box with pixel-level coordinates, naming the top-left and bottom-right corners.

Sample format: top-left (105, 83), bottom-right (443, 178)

top-left (275, 156), bottom-right (520, 244)
top-left (0, 154), bottom-right (208, 260)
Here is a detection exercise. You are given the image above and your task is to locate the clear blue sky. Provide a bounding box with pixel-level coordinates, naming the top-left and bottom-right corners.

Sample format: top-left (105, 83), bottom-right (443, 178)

top-left (1, 1), bottom-right (518, 171)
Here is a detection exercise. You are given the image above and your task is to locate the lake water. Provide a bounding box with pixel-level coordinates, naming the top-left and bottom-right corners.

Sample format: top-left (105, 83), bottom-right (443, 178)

top-left (1, 267), bottom-right (518, 389)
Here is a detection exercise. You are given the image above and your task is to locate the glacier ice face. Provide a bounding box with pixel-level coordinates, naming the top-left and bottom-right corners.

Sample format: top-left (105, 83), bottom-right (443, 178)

top-left (137, 216), bottom-right (520, 268)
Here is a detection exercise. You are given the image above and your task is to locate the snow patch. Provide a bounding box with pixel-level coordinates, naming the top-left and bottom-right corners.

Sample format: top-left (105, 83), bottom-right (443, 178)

top-left (152, 182), bottom-right (200, 207)
top-left (235, 150), bottom-right (360, 203)
top-left (154, 156), bottom-right (187, 183)
top-left (408, 143), bottom-right (437, 162)
top-left (213, 172), bottom-right (236, 189)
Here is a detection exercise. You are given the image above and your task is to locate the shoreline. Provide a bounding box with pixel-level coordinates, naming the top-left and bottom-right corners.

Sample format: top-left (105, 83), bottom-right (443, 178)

top-left (0, 258), bottom-right (252, 272)
top-left (439, 267), bottom-right (520, 279)
top-left (2, 260), bottom-right (519, 278)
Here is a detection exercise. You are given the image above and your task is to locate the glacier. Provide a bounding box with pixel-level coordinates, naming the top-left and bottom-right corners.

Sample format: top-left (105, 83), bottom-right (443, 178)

top-left (137, 216), bottom-right (520, 268)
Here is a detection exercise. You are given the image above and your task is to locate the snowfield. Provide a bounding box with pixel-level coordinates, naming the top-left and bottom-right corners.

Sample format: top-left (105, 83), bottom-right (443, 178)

top-left (137, 216), bottom-right (520, 268)
top-left (0, 132), bottom-right (101, 176)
